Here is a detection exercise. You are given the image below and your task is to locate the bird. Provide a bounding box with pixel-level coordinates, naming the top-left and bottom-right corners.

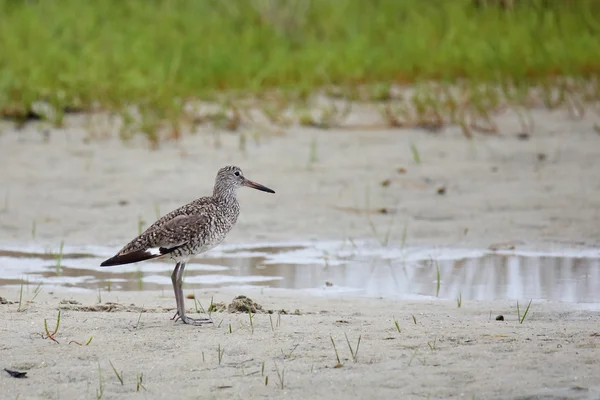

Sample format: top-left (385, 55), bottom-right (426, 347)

top-left (100, 165), bottom-right (275, 326)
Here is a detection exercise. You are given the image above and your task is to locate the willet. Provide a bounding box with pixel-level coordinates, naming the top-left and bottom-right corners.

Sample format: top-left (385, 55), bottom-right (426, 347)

top-left (100, 165), bottom-right (275, 325)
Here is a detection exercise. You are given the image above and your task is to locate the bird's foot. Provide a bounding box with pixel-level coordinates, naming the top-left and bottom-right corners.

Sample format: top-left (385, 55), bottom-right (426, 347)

top-left (171, 312), bottom-right (212, 325)
top-left (178, 315), bottom-right (213, 326)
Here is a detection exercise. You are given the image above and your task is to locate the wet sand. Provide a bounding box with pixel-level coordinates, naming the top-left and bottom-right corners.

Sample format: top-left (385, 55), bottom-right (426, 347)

top-left (1, 107), bottom-right (600, 399)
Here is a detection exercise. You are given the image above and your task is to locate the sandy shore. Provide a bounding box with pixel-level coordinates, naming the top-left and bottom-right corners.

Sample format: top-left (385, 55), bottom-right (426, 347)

top-left (2, 287), bottom-right (600, 400)
top-left (1, 106), bottom-right (600, 399)
top-left (1, 107), bottom-right (599, 250)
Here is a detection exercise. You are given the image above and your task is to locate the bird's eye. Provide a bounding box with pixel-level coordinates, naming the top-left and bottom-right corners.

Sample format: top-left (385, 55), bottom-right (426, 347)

top-left (234, 171), bottom-right (240, 176)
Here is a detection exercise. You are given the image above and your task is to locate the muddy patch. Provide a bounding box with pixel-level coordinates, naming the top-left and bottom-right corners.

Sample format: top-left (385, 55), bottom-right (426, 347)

top-left (227, 295), bottom-right (263, 313)
top-left (57, 302), bottom-right (163, 313)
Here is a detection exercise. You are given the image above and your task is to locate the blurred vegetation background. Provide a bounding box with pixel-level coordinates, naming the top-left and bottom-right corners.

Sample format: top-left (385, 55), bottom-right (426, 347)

top-left (0, 0), bottom-right (598, 140)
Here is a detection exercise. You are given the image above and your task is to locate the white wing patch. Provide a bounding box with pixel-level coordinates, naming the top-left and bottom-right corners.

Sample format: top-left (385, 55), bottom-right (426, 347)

top-left (147, 247), bottom-right (163, 256)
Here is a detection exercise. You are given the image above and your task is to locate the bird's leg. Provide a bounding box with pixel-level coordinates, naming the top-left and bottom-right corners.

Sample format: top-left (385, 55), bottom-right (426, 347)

top-left (174, 262), bottom-right (212, 326)
top-left (170, 262), bottom-right (182, 320)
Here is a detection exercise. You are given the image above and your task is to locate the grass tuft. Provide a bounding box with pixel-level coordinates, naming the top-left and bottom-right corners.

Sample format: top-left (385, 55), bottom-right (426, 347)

top-left (344, 333), bottom-right (361, 363)
top-left (136, 372), bottom-right (146, 392)
top-left (43, 310), bottom-right (61, 344)
top-left (217, 344), bottom-right (224, 365)
top-left (269, 314), bottom-right (275, 332)
top-left (517, 299), bottom-right (533, 324)
top-left (330, 336), bottom-right (342, 367)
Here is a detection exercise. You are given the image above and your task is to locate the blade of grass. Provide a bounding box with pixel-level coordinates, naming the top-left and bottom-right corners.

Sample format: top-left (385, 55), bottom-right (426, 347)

top-left (410, 142), bottom-right (421, 164)
top-left (330, 336), bottom-right (342, 366)
top-left (519, 299), bottom-right (533, 324)
top-left (344, 333), bottom-right (361, 362)
top-left (108, 360), bottom-right (124, 385)
top-left (273, 361), bottom-right (285, 390)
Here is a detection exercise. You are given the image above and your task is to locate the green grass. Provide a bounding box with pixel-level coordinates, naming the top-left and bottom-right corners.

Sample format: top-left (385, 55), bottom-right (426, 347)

top-left (431, 258), bottom-right (441, 297)
top-left (54, 241), bottom-right (64, 275)
top-left (273, 361), bottom-right (285, 390)
top-left (134, 306), bottom-right (144, 329)
top-left (344, 333), bottom-right (361, 363)
top-left (517, 299), bottom-right (533, 324)
top-left (217, 343), bottom-right (224, 365)
top-left (330, 336), bottom-right (342, 367)
top-left (68, 336), bottom-right (93, 346)
top-left (96, 363), bottom-right (104, 400)
top-left (17, 280), bottom-right (24, 312)
top-left (410, 143), bottom-right (421, 165)
top-left (31, 281), bottom-right (42, 302)
top-left (281, 344), bottom-right (299, 360)
top-left (109, 360), bottom-right (124, 386)
top-left (248, 308), bottom-right (255, 334)
top-left (136, 372), bottom-right (146, 392)
top-left (1, 0), bottom-right (599, 142)
top-left (44, 310), bottom-right (61, 343)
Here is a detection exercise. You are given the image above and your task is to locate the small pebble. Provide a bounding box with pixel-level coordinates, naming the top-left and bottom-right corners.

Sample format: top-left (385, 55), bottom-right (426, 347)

top-left (537, 153), bottom-right (547, 162)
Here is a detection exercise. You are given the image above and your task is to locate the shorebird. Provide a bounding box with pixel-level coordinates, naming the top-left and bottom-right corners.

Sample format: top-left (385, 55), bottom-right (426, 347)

top-left (100, 165), bottom-right (275, 326)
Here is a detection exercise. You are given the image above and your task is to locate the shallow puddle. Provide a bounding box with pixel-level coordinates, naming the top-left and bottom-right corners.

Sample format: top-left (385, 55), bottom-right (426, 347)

top-left (1, 241), bottom-right (599, 303)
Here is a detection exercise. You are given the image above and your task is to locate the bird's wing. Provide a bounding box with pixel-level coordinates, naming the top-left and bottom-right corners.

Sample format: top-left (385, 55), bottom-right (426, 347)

top-left (100, 214), bottom-right (208, 266)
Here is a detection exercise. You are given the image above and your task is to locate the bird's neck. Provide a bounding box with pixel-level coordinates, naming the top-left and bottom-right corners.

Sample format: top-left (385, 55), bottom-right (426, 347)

top-left (213, 186), bottom-right (237, 203)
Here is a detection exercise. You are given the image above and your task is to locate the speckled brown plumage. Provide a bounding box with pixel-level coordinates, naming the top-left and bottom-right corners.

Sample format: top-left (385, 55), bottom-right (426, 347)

top-left (100, 165), bottom-right (275, 325)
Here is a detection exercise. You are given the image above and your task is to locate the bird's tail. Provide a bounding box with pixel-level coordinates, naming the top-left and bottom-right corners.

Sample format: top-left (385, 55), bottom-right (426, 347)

top-left (100, 249), bottom-right (162, 267)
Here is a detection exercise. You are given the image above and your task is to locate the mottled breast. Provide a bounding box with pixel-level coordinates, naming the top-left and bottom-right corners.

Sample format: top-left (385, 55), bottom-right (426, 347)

top-left (188, 198), bottom-right (240, 255)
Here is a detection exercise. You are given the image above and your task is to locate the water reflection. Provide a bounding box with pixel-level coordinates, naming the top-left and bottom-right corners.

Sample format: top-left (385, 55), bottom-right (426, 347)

top-left (0, 243), bottom-right (599, 303)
